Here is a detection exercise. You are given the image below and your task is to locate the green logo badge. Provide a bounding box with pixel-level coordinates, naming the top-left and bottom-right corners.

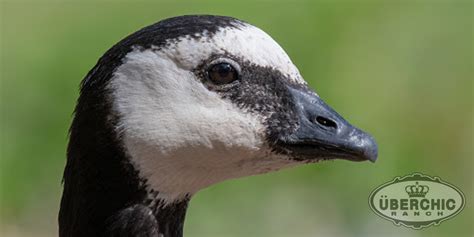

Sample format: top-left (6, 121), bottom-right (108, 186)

top-left (369, 173), bottom-right (465, 229)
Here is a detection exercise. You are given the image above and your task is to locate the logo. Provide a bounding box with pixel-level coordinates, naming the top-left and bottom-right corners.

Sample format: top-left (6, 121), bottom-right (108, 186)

top-left (369, 173), bottom-right (465, 229)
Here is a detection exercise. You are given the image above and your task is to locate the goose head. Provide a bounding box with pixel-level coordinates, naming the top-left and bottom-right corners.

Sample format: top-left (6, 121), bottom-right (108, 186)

top-left (59, 15), bottom-right (377, 237)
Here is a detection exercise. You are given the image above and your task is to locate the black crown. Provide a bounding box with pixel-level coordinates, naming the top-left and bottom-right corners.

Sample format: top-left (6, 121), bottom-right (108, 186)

top-left (405, 182), bottom-right (429, 198)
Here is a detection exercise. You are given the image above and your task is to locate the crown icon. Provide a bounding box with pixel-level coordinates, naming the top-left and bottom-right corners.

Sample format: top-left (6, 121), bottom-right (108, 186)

top-left (405, 182), bottom-right (429, 198)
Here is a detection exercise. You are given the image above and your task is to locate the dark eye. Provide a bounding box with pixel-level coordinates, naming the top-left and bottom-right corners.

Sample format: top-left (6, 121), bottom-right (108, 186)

top-left (208, 63), bottom-right (238, 84)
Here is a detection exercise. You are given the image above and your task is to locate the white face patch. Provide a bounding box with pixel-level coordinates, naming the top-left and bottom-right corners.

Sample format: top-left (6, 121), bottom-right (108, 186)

top-left (108, 23), bottom-right (302, 203)
top-left (160, 24), bottom-right (305, 84)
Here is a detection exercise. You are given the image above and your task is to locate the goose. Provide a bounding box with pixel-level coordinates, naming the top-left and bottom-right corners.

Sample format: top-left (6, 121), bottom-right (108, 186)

top-left (59, 15), bottom-right (378, 237)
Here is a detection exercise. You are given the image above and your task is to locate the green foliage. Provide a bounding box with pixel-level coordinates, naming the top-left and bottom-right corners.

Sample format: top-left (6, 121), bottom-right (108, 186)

top-left (1, 1), bottom-right (472, 236)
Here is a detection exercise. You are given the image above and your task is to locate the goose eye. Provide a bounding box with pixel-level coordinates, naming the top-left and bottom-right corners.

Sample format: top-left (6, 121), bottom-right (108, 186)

top-left (208, 63), bottom-right (238, 84)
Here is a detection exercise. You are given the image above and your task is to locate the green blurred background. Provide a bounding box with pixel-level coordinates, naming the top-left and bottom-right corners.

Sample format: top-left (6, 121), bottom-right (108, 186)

top-left (1, 0), bottom-right (472, 236)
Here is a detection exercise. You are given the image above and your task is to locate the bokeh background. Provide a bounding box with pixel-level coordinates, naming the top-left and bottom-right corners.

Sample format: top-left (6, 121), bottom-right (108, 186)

top-left (1, 1), bottom-right (472, 236)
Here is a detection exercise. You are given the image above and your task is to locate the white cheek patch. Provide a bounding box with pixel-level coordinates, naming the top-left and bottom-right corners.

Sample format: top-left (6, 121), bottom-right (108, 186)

top-left (108, 49), bottom-right (295, 203)
top-left (161, 24), bottom-right (305, 84)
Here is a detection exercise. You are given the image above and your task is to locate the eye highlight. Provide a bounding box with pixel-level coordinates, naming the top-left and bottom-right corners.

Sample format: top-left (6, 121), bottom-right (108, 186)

top-left (208, 63), bottom-right (238, 85)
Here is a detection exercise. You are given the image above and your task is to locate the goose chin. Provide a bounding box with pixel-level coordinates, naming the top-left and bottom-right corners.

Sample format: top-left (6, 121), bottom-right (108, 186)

top-left (274, 141), bottom-right (377, 163)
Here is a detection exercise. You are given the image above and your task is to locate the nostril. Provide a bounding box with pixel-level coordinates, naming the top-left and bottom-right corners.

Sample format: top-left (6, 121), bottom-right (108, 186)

top-left (315, 116), bottom-right (338, 129)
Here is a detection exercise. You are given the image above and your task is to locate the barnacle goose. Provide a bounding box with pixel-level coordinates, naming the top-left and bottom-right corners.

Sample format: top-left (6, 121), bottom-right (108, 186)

top-left (59, 15), bottom-right (378, 237)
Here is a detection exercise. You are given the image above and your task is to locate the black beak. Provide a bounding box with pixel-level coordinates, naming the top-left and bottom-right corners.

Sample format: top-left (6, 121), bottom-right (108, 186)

top-left (276, 86), bottom-right (378, 162)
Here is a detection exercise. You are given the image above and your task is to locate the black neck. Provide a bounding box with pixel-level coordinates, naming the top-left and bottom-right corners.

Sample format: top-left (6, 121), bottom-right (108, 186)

top-left (147, 195), bottom-right (190, 237)
top-left (59, 67), bottom-right (190, 236)
top-left (59, 107), bottom-right (190, 236)
top-left (105, 195), bottom-right (190, 237)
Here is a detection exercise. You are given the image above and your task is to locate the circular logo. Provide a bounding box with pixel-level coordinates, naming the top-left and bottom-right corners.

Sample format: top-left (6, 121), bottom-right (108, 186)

top-left (369, 173), bottom-right (465, 229)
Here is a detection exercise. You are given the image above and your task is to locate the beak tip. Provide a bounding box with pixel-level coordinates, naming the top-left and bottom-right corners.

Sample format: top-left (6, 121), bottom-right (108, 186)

top-left (364, 136), bottom-right (378, 163)
top-left (368, 154), bottom-right (377, 163)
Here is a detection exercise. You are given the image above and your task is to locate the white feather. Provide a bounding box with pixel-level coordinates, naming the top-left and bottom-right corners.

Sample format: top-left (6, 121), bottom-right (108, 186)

top-left (160, 24), bottom-right (304, 84)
